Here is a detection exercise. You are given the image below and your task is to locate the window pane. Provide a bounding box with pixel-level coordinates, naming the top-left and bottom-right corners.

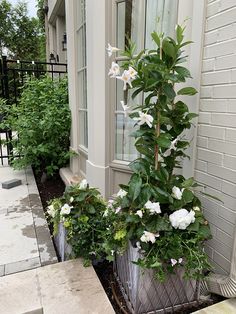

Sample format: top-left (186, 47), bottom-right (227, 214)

top-left (79, 110), bottom-right (88, 148)
top-left (117, 1), bottom-right (126, 51)
top-left (115, 113), bottom-right (137, 161)
top-left (145, 0), bottom-right (178, 49)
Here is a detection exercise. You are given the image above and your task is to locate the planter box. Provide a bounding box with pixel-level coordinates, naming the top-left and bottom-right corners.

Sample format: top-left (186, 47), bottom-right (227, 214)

top-left (114, 243), bottom-right (200, 314)
top-left (54, 223), bottom-right (72, 261)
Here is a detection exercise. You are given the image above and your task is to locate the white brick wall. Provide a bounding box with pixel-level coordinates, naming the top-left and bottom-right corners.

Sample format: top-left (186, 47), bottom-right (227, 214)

top-left (195, 0), bottom-right (236, 275)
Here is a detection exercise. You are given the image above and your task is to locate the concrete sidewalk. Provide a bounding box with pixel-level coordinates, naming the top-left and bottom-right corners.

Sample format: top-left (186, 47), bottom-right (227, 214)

top-left (0, 166), bottom-right (57, 276)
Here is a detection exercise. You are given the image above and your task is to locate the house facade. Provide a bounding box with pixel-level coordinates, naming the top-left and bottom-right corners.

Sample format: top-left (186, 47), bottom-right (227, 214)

top-left (46, 0), bottom-right (236, 296)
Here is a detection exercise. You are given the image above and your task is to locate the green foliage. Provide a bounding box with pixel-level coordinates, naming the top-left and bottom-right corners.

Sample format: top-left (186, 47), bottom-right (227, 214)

top-left (0, 0), bottom-right (45, 60)
top-left (105, 25), bottom-right (212, 281)
top-left (0, 76), bottom-right (71, 176)
top-left (47, 181), bottom-right (112, 265)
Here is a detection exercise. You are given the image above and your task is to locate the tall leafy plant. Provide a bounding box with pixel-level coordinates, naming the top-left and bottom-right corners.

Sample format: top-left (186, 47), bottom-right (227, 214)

top-left (105, 26), bottom-right (212, 281)
top-left (0, 76), bottom-right (71, 177)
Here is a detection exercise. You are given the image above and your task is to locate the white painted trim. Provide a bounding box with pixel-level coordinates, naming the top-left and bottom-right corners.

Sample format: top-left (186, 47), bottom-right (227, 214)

top-left (177, 0), bottom-right (206, 178)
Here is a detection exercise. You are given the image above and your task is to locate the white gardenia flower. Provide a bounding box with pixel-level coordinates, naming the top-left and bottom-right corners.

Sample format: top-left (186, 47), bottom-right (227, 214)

top-left (133, 111), bottom-right (154, 128)
top-left (121, 101), bottom-right (131, 118)
top-left (117, 189), bottom-right (127, 198)
top-left (172, 186), bottom-right (183, 200)
top-left (140, 231), bottom-right (160, 244)
top-left (116, 70), bottom-right (133, 90)
top-left (193, 206), bottom-right (200, 211)
top-left (106, 43), bottom-right (120, 57)
top-left (178, 257), bottom-right (183, 264)
top-left (135, 210), bottom-right (143, 218)
top-left (79, 179), bottom-right (88, 190)
top-left (47, 205), bottom-right (56, 218)
top-left (169, 208), bottom-right (195, 230)
top-left (128, 66), bottom-right (137, 79)
top-left (144, 200), bottom-right (161, 215)
top-left (60, 204), bottom-right (73, 216)
top-left (108, 61), bottom-right (120, 77)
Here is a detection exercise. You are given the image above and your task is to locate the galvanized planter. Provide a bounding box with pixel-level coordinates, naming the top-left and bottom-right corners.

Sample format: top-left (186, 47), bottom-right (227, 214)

top-left (114, 243), bottom-right (200, 314)
top-left (54, 223), bottom-right (72, 261)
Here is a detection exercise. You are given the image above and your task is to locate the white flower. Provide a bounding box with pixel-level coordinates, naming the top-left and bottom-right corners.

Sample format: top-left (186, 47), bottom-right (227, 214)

top-left (106, 43), bottom-right (120, 57)
top-left (108, 61), bottom-right (120, 77)
top-left (116, 70), bottom-right (133, 90)
top-left (140, 231), bottom-right (160, 244)
top-left (133, 111), bottom-right (154, 128)
top-left (178, 257), bottom-right (183, 264)
top-left (171, 258), bottom-right (178, 266)
top-left (115, 207), bottom-right (121, 214)
top-left (103, 209), bottom-right (109, 217)
top-left (163, 138), bottom-right (178, 157)
top-left (60, 203), bottom-right (73, 216)
top-left (193, 206), bottom-right (200, 211)
top-left (70, 196), bottom-right (74, 203)
top-left (47, 204), bottom-right (56, 218)
top-left (169, 208), bottom-right (195, 230)
top-left (79, 179), bottom-right (88, 190)
top-left (117, 189), bottom-right (127, 198)
top-left (121, 101), bottom-right (131, 118)
top-left (144, 200), bottom-right (161, 215)
top-left (111, 250), bottom-right (115, 256)
top-left (136, 241), bottom-right (142, 250)
top-left (128, 66), bottom-right (137, 79)
top-left (108, 199), bottom-right (114, 208)
top-left (172, 186), bottom-right (183, 200)
top-left (135, 210), bottom-right (143, 218)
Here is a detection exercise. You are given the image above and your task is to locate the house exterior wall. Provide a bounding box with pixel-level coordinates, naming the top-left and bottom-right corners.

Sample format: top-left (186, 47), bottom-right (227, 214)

top-left (195, 0), bottom-right (236, 275)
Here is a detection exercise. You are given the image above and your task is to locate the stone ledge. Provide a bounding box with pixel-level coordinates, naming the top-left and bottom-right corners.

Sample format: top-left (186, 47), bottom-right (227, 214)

top-left (194, 298), bottom-right (236, 313)
top-left (59, 167), bottom-right (83, 186)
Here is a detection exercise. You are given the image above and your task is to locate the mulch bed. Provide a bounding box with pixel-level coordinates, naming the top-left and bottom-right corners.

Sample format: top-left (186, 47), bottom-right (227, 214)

top-left (34, 170), bottom-right (223, 314)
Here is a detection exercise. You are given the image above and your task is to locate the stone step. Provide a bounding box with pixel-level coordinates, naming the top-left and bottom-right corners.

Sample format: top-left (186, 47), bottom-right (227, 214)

top-left (0, 259), bottom-right (115, 314)
top-left (193, 298), bottom-right (236, 313)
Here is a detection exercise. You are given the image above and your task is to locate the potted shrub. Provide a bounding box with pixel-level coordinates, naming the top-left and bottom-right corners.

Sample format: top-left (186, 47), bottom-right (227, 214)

top-left (105, 25), bottom-right (212, 313)
top-left (47, 180), bottom-right (111, 265)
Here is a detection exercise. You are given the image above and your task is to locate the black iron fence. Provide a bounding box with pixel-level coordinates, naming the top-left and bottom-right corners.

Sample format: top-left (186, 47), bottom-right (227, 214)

top-left (0, 56), bottom-right (67, 165)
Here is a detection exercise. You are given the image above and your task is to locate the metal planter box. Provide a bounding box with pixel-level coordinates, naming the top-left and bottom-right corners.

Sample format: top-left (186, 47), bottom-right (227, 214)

top-left (114, 243), bottom-right (200, 314)
top-left (54, 223), bottom-right (72, 261)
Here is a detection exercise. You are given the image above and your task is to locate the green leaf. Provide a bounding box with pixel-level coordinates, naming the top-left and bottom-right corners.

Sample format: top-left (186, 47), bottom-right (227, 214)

top-left (198, 225), bottom-right (212, 239)
top-left (174, 66), bottom-right (192, 78)
top-left (177, 87), bottom-right (198, 96)
top-left (163, 83), bottom-right (176, 100)
top-left (186, 113), bottom-right (198, 120)
top-left (182, 189), bottom-right (194, 203)
top-left (181, 177), bottom-right (195, 188)
top-left (129, 174), bottom-right (142, 201)
top-left (132, 87), bottom-right (143, 99)
top-left (156, 133), bottom-right (172, 148)
top-left (151, 31), bottom-right (160, 47)
top-left (176, 25), bottom-right (184, 44)
top-left (187, 221), bottom-right (200, 232)
top-left (200, 192), bottom-right (223, 203)
top-left (162, 39), bottom-right (176, 59)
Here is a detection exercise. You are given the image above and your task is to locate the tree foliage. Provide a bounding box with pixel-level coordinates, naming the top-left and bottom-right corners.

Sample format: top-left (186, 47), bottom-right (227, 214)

top-left (0, 0), bottom-right (45, 60)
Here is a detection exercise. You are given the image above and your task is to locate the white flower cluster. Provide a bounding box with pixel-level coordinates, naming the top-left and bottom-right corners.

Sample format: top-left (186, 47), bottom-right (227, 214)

top-left (144, 200), bottom-right (161, 215)
top-left (169, 208), bottom-right (195, 230)
top-left (140, 231), bottom-right (160, 244)
top-left (117, 189), bottom-right (127, 198)
top-left (163, 138), bottom-right (178, 157)
top-left (47, 204), bottom-right (56, 218)
top-left (79, 179), bottom-right (88, 190)
top-left (47, 203), bottom-right (73, 218)
top-left (171, 257), bottom-right (183, 267)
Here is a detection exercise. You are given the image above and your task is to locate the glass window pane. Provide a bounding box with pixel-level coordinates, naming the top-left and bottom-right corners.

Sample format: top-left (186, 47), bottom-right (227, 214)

top-left (79, 110), bottom-right (88, 148)
top-left (115, 113), bottom-right (137, 161)
top-left (117, 1), bottom-right (126, 51)
top-left (145, 0), bottom-right (178, 49)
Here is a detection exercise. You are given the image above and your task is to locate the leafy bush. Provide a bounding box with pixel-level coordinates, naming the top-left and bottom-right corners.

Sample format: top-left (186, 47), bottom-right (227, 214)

top-left (0, 76), bottom-right (71, 176)
top-left (47, 180), bottom-right (111, 266)
top-left (105, 26), bottom-right (212, 281)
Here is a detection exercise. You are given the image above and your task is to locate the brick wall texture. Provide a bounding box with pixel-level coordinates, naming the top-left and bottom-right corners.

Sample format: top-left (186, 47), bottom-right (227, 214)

top-left (195, 0), bottom-right (236, 275)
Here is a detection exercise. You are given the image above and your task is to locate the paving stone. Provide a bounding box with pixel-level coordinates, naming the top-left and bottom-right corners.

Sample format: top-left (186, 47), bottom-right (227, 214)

top-left (39, 243), bottom-right (58, 266)
top-left (5, 257), bottom-right (41, 275)
top-left (2, 178), bottom-right (22, 189)
top-left (194, 298), bottom-right (236, 313)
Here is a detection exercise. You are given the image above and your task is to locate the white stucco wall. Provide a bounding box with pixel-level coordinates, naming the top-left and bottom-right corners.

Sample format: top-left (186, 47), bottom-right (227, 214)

top-left (195, 0), bottom-right (236, 275)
